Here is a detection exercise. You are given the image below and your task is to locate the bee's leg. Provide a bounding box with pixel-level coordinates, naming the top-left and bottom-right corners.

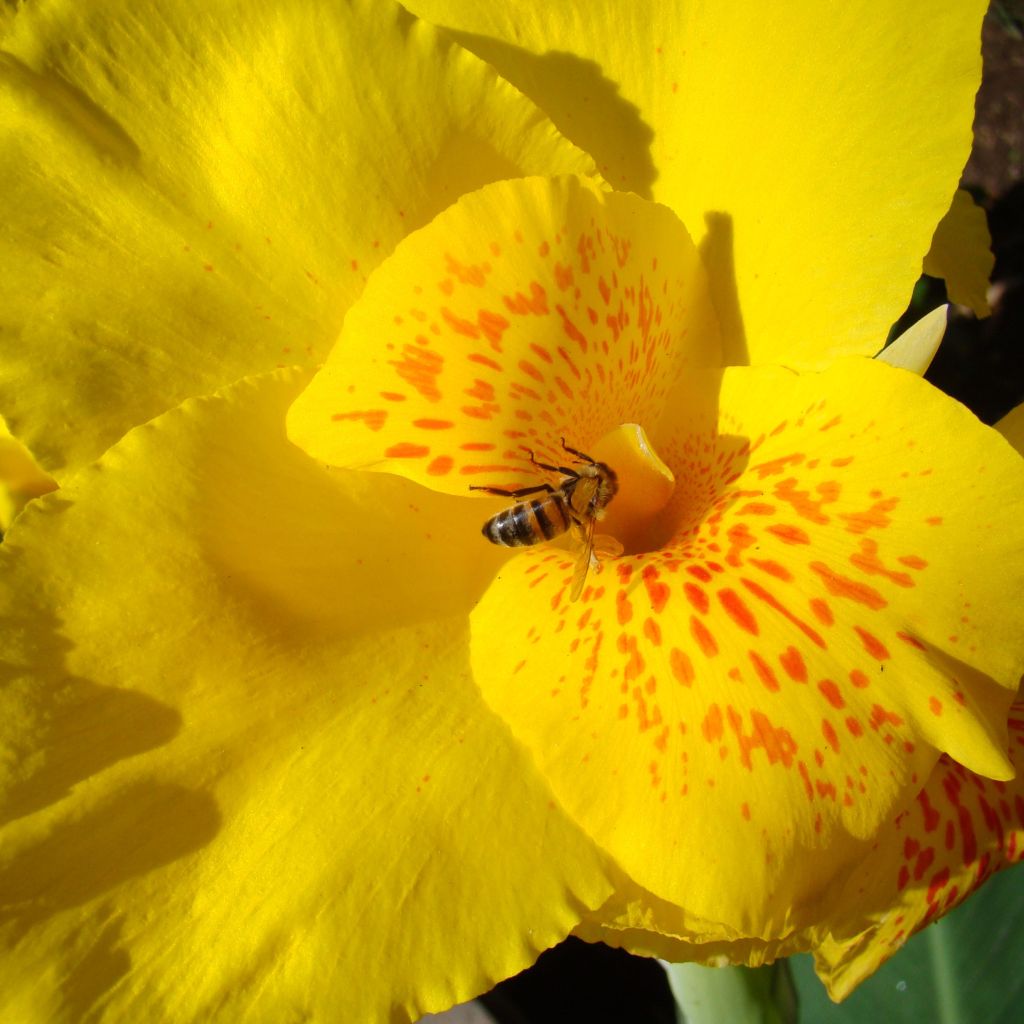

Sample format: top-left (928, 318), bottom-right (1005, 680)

top-left (469, 482), bottom-right (556, 498)
top-left (560, 438), bottom-right (598, 464)
top-left (523, 447), bottom-right (580, 478)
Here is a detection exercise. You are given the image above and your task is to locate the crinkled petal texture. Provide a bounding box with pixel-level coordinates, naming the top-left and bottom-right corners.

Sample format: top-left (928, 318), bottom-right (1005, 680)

top-left (289, 172), bottom-right (1024, 938)
top-left (0, 0), bottom-right (594, 478)
top-left (923, 190), bottom-right (993, 316)
top-left (810, 700), bottom-right (1024, 999)
top-left (0, 371), bottom-right (613, 1023)
top-left (288, 175), bottom-right (722, 483)
top-left (406, 0), bottom-right (987, 366)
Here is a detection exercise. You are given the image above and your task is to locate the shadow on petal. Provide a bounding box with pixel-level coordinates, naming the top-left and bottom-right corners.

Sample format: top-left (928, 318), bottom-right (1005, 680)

top-left (444, 31), bottom-right (657, 199)
top-left (0, 781), bottom-right (220, 939)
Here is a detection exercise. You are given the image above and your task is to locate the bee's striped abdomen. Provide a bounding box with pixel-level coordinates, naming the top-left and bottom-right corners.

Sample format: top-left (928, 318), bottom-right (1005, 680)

top-left (483, 495), bottom-right (572, 547)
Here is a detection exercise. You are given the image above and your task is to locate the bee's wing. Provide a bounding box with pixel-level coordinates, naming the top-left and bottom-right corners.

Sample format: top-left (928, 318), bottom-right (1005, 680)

top-left (570, 515), bottom-right (597, 602)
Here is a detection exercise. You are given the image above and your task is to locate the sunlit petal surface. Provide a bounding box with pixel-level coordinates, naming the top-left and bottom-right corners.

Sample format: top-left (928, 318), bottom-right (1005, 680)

top-left (923, 190), bottom-right (994, 316)
top-left (469, 360), bottom-right (1024, 934)
top-left (291, 172), bottom-right (1024, 938)
top-left (0, 371), bottom-right (612, 1022)
top-left (406, 0), bottom-right (987, 365)
top-left (288, 175), bottom-right (721, 484)
top-left (0, 0), bottom-right (593, 477)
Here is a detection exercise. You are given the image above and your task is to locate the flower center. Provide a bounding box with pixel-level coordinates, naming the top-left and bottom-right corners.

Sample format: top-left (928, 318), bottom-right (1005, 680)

top-left (589, 423), bottom-right (676, 556)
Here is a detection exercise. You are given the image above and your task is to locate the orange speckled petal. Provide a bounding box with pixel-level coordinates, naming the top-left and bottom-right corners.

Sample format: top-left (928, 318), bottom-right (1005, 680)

top-left (923, 190), bottom-right (993, 317)
top-left (288, 175), bottom-right (721, 489)
top-left (469, 357), bottom-right (1024, 935)
top-left (811, 700), bottom-right (1024, 1000)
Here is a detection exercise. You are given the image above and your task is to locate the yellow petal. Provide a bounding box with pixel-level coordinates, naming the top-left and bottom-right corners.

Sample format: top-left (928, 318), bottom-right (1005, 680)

top-left (875, 305), bottom-right (948, 376)
top-left (288, 175), bottom-right (721, 487)
top-left (0, 370), bottom-right (612, 1021)
top-left (406, 0), bottom-right (987, 365)
top-left (0, 414), bottom-right (57, 531)
top-left (0, 0), bottom-right (594, 477)
top-left (923, 190), bottom-right (994, 316)
top-left (995, 402), bottom-right (1024, 454)
top-left (469, 358), bottom-right (1024, 936)
top-left (811, 699), bottom-right (1024, 1000)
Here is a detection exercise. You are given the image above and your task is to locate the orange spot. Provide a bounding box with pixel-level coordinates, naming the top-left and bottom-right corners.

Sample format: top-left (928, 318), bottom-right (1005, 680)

top-left (684, 583), bottom-right (709, 614)
top-left (750, 453), bottom-right (805, 479)
top-left (766, 523), bottom-right (810, 545)
top-left (441, 307), bottom-right (481, 339)
top-left (718, 590), bottom-right (759, 636)
top-left (810, 562), bottom-right (887, 610)
top-left (426, 456), bottom-right (453, 476)
top-left (738, 502), bottom-right (775, 516)
top-left (725, 523), bottom-right (757, 567)
top-left (749, 651), bottom-right (780, 692)
top-left (670, 648), bottom-right (694, 686)
top-left (741, 803), bottom-right (751, 821)
top-left (748, 558), bottom-right (793, 582)
top-left (809, 598), bottom-right (834, 626)
top-left (554, 262), bottom-right (574, 291)
top-left (727, 707), bottom-right (798, 771)
top-left (779, 646), bottom-right (807, 683)
top-left (845, 716), bottom-right (864, 737)
top-left (774, 477), bottom-right (841, 524)
top-left (690, 616), bottom-right (718, 658)
top-left (503, 281), bottom-right (549, 316)
top-left (702, 704), bottom-right (724, 742)
top-left (644, 570), bottom-right (671, 614)
top-left (849, 538), bottom-right (914, 587)
top-left (818, 679), bottom-right (846, 709)
top-left (643, 617), bottom-right (662, 647)
top-left (390, 345), bottom-right (443, 402)
top-left (386, 443), bottom-right (429, 458)
top-left (444, 252), bottom-right (489, 286)
top-left (478, 310), bottom-right (510, 345)
top-left (849, 669), bottom-right (870, 688)
top-left (822, 720), bottom-right (840, 752)
top-left (741, 578), bottom-right (825, 649)
top-left (331, 409), bottom-right (387, 431)
top-left (840, 496), bottom-right (899, 534)
top-left (855, 627), bottom-right (890, 661)
top-left (556, 304), bottom-right (588, 348)
top-left (616, 590), bottom-right (633, 625)
top-left (413, 418), bottom-right (454, 430)
top-left (870, 704), bottom-right (904, 730)
top-left (898, 554), bottom-right (928, 570)
top-left (519, 359), bottom-right (545, 383)
top-left (460, 442), bottom-right (496, 452)
top-left (467, 352), bottom-right (502, 372)
top-left (380, 391), bottom-right (406, 402)
top-left (929, 696), bottom-right (943, 716)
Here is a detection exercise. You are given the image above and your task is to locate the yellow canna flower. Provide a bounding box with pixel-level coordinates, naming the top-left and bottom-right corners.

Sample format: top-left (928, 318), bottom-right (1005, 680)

top-left (0, 0), bottom-right (1016, 1021)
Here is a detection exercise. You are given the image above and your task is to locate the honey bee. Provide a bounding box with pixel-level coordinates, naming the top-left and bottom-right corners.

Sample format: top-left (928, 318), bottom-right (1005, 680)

top-left (471, 438), bottom-right (620, 601)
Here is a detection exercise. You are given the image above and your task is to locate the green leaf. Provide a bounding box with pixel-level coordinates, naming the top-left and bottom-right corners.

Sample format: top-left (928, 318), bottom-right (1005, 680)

top-left (791, 864), bottom-right (1024, 1023)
